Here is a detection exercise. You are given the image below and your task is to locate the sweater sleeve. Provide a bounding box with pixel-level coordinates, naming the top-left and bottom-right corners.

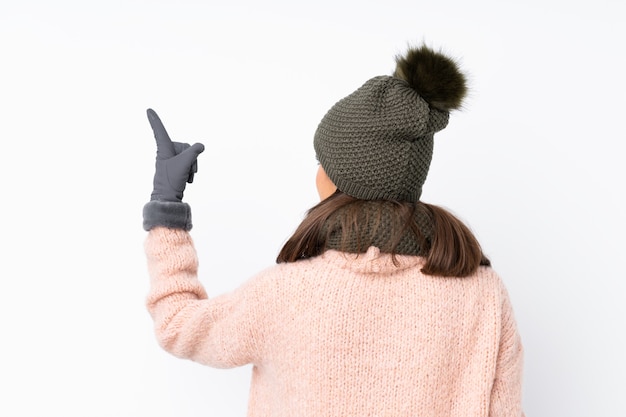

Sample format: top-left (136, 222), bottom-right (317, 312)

top-left (144, 227), bottom-right (265, 368)
top-left (489, 281), bottom-right (525, 417)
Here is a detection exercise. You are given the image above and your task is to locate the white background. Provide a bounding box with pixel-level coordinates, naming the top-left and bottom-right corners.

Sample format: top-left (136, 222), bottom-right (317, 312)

top-left (1, 1), bottom-right (625, 416)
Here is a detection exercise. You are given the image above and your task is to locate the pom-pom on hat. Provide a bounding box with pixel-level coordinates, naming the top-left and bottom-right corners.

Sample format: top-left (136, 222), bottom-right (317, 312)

top-left (313, 44), bottom-right (467, 201)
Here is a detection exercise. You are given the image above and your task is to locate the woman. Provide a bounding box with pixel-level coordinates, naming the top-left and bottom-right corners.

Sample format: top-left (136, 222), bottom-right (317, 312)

top-left (142, 44), bottom-right (525, 416)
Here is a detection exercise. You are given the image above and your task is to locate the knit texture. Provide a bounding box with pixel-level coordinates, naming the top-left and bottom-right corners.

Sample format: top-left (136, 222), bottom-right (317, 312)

top-left (314, 76), bottom-right (450, 202)
top-left (145, 227), bottom-right (525, 416)
top-left (323, 199), bottom-right (434, 256)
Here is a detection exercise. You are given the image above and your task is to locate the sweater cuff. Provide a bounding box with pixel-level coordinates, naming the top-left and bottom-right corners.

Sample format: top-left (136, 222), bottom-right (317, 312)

top-left (143, 201), bottom-right (193, 231)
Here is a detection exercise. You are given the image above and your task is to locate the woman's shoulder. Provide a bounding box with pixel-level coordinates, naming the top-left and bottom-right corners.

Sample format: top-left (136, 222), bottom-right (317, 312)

top-left (248, 250), bottom-right (507, 296)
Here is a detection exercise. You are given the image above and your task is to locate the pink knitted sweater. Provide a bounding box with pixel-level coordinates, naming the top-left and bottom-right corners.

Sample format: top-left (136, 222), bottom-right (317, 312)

top-left (145, 227), bottom-right (525, 416)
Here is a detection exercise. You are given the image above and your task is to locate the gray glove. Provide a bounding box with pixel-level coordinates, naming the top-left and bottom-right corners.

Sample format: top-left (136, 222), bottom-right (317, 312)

top-left (143, 108), bottom-right (205, 231)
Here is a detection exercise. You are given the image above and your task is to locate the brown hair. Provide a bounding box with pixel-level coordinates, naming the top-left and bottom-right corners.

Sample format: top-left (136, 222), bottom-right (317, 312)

top-left (276, 191), bottom-right (490, 278)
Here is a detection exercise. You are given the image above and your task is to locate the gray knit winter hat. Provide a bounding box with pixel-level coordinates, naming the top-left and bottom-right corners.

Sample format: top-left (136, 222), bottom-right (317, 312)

top-left (314, 45), bottom-right (467, 201)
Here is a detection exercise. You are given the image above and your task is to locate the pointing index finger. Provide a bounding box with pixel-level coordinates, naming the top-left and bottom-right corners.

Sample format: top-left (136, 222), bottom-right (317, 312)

top-left (147, 108), bottom-right (175, 159)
